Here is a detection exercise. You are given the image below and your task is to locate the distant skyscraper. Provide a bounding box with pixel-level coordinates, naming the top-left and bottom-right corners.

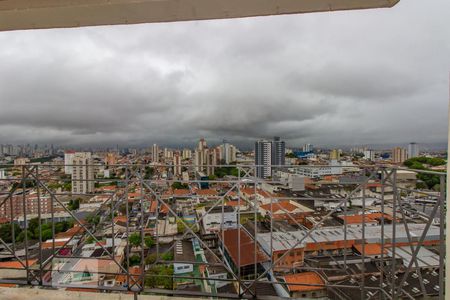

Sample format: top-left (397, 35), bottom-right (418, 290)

top-left (173, 154), bottom-right (182, 176)
top-left (220, 140), bottom-right (237, 164)
top-left (302, 144), bottom-right (313, 152)
top-left (392, 147), bottom-right (407, 164)
top-left (164, 148), bottom-right (173, 159)
top-left (182, 149), bottom-right (192, 160)
top-left (272, 137), bottom-right (285, 166)
top-left (408, 142), bottom-right (419, 158)
top-left (363, 150), bottom-right (375, 161)
top-left (152, 144), bottom-right (159, 163)
top-left (206, 150), bottom-right (217, 176)
top-left (330, 149), bottom-right (341, 161)
top-left (72, 152), bottom-right (94, 194)
top-left (194, 149), bottom-right (203, 172)
top-left (198, 138), bottom-right (207, 151)
top-left (255, 140), bottom-right (272, 179)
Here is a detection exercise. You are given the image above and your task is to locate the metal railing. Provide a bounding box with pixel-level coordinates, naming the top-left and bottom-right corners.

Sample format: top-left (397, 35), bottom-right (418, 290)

top-left (0, 163), bottom-right (445, 299)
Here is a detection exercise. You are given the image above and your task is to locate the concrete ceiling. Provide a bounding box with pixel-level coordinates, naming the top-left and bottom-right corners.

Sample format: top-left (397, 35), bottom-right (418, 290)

top-left (0, 0), bottom-right (399, 31)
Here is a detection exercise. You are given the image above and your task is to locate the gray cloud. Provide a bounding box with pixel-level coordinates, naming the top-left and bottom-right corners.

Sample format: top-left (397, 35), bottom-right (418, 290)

top-left (0, 0), bottom-right (449, 148)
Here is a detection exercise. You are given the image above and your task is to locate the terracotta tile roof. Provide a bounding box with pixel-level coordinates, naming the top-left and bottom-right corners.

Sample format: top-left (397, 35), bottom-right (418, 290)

top-left (56, 226), bottom-right (85, 238)
top-left (225, 199), bottom-right (246, 207)
top-left (260, 201), bottom-right (298, 213)
top-left (339, 213), bottom-right (392, 224)
top-left (149, 200), bottom-right (158, 213)
top-left (160, 203), bottom-right (170, 214)
top-left (173, 189), bottom-right (191, 196)
top-left (221, 228), bottom-right (269, 267)
top-left (115, 266), bottom-right (142, 286)
top-left (42, 241), bottom-right (69, 249)
top-left (196, 189), bottom-right (218, 196)
top-left (0, 259), bottom-right (37, 269)
top-left (353, 243), bottom-right (387, 256)
top-left (283, 272), bottom-right (325, 292)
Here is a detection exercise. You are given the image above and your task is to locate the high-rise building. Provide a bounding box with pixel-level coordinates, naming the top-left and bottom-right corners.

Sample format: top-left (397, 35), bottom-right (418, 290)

top-left (364, 150), bottom-right (375, 161)
top-left (272, 137), bottom-right (285, 167)
top-left (72, 152), bottom-right (94, 194)
top-left (198, 138), bottom-right (207, 151)
top-left (408, 142), bottom-right (419, 158)
top-left (152, 144), bottom-right (159, 163)
top-left (164, 148), bottom-right (173, 159)
top-left (64, 150), bottom-right (76, 175)
top-left (302, 144), bottom-right (313, 152)
top-left (220, 141), bottom-right (237, 164)
top-left (105, 152), bottom-right (117, 166)
top-left (222, 140), bottom-right (231, 164)
top-left (330, 149), bottom-right (341, 161)
top-left (182, 149), bottom-right (192, 160)
top-left (206, 150), bottom-right (217, 176)
top-left (392, 147), bottom-right (407, 164)
top-left (173, 154), bottom-right (182, 176)
top-left (255, 140), bottom-right (272, 179)
top-left (194, 149), bottom-right (203, 172)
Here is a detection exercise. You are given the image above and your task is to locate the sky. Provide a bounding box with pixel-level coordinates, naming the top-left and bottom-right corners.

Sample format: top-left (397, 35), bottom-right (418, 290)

top-left (0, 0), bottom-right (449, 149)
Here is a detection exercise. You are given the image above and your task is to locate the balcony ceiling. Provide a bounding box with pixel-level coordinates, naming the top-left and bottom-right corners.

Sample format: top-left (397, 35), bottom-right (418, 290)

top-left (0, 0), bottom-right (399, 31)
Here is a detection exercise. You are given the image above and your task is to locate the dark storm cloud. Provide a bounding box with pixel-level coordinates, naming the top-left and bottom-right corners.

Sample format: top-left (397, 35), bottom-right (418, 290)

top-left (0, 0), bottom-right (448, 147)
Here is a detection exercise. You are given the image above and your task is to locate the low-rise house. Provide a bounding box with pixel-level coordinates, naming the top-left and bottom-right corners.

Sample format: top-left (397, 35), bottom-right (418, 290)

top-left (201, 206), bottom-right (237, 234)
top-left (281, 272), bottom-right (327, 298)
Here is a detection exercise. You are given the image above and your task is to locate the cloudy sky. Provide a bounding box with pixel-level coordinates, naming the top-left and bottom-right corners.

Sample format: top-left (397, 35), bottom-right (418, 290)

top-left (0, 0), bottom-right (448, 149)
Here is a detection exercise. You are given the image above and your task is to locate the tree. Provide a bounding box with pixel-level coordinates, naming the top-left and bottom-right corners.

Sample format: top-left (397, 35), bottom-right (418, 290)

top-left (0, 223), bottom-right (22, 243)
top-left (16, 230), bottom-right (33, 243)
top-left (171, 182), bottom-right (188, 189)
top-left (129, 233), bottom-right (141, 248)
top-left (145, 265), bottom-right (173, 289)
top-left (145, 253), bottom-right (157, 265)
top-left (129, 254), bottom-right (141, 266)
top-left (68, 198), bottom-right (80, 211)
top-left (41, 229), bottom-right (53, 241)
top-left (145, 236), bottom-right (155, 248)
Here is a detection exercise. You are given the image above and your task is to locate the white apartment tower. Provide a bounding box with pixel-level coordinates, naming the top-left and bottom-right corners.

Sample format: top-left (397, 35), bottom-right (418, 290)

top-left (152, 144), bottom-right (159, 163)
top-left (64, 150), bottom-right (76, 175)
top-left (71, 152), bottom-right (94, 194)
top-left (173, 154), bottom-right (182, 176)
top-left (408, 142), bottom-right (419, 158)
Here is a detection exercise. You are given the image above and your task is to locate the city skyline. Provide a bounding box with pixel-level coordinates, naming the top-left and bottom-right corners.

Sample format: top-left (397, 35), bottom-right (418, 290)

top-left (0, 0), bottom-right (448, 147)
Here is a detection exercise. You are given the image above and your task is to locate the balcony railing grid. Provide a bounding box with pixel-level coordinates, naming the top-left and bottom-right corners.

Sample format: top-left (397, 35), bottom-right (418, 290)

top-left (0, 163), bottom-right (445, 299)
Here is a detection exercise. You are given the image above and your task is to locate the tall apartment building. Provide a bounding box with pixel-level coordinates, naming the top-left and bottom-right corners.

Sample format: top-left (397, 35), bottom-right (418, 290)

top-left (364, 150), bottom-right (375, 161)
top-left (255, 140), bottom-right (272, 179)
top-left (104, 152), bottom-right (117, 166)
top-left (220, 141), bottom-right (237, 164)
top-left (64, 150), bottom-right (76, 175)
top-left (152, 144), bottom-right (159, 163)
top-left (408, 142), bottom-right (419, 158)
top-left (194, 149), bottom-right (203, 172)
top-left (330, 149), bottom-right (341, 161)
top-left (392, 147), bottom-right (407, 164)
top-left (71, 152), bottom-right (94, 194)
top-left (173, 154), bottom-right (182, 176)
top-left (206, 149), bottom-right (217, 176)
top-left (198, 138), bottom-right (207, 151)
top-left (302, 143), bottom-right (313, 152)
top-left (272, 136), bottom-right (285, 166)
top-left (182, 149), bottom-right (192, 160)
top-left (164, 148), bottom-right (174, 159)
